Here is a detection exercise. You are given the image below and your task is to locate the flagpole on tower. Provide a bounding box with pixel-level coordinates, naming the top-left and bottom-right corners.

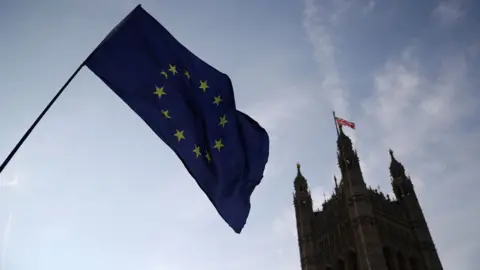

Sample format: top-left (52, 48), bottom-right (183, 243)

top-left (332, 111), bottom-right (339, 136)
top-left (334, 113), bottom-right (372, 270)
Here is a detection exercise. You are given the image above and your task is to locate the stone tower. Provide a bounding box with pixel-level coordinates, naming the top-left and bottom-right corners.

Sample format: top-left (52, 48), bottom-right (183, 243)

top-left (293, 127), bottom-right (443, 270)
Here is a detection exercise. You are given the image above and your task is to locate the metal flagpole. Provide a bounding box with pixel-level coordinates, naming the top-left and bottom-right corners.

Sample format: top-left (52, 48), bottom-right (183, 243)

top-left (0, 4), bottom-right (142, 175)
top-left (333, 112), bottom-right (372, 270)
top-left (332, 111), bottom-right (339, 135)
top-left (0, 63), bottom-right (86, 175)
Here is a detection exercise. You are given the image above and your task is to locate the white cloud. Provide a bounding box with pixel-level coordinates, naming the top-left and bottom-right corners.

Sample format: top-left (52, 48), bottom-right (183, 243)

top-left (363, 48), bottom-right (478, 156)
top-left (247, 94), bottom-right (314, 134)
top-left (359, 47), bottom-right (479, 269)
top-left (363, 0), bottom-right (375, 15)
top-left (303, 0), bottom-right (350, 115)
top-left (432, 1), bottom-right (463, 26)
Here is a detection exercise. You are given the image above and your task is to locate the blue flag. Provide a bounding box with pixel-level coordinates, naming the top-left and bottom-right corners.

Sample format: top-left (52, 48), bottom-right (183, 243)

top-left (85, 5), bottom-right (269, 233)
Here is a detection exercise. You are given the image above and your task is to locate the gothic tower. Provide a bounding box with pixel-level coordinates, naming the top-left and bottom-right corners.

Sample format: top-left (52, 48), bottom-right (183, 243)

top-left (294, 163), bottom-right (316, 270)
top-left (389, 150), bottom-right (443, 270)
top-left (293, 127), bottom-right (443, 270)
top-left (336, 127), bottom-right (389, 270)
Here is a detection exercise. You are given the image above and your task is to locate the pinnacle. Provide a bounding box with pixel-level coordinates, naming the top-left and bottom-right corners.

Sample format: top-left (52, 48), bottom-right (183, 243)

top-left (296, 162), bottom-right (302, 176)
top-left (389, 148), bottom-right (406, 178)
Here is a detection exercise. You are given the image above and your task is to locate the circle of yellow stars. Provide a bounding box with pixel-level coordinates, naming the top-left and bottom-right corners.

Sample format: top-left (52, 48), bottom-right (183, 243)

top-left (154, 64), bottom-right (228, 163)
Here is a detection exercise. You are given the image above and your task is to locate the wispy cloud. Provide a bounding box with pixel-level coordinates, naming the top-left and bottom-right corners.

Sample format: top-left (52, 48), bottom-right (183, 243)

top-left (302, 0), bottom-right (350, 115)
top-left (432, 1), bottom-right (464, 26)
top-left (247, 95), bottom-right (314, 133)
top-left (362, 46), bottom-right (480, 269)
top-left (363, 0), bottom-right (375, 15)
top-left (363, 48), bottom-right (478, 153)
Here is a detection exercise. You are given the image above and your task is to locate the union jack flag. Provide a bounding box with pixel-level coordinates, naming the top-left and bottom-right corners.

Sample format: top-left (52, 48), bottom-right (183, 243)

top-left (335, 117), bottom-right (355, 129)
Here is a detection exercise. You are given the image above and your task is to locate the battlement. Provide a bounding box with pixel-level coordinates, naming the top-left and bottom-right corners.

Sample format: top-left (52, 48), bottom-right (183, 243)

top-left (308, 184), bottom-right (409, 236)
top-left (312, 193), bottom-right (348, 234)
top-left (367, 186), bottom-right (409, 224)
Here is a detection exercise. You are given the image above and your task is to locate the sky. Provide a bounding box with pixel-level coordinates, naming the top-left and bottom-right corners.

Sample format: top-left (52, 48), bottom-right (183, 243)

top-left (0, 0), bottom-right (479, 269)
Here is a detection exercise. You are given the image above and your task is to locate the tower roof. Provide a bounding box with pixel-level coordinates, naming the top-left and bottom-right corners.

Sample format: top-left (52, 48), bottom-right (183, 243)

top-left (294, 163), bottom-right (310, 194)
top-left (295, 162), bottom-right (306, 181)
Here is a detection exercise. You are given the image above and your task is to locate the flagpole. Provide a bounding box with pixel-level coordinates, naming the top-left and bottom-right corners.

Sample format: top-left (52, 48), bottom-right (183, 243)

top-left (0, 63), bottom-right (86, 175)
top-left (332, 111), bottom-right (339, 135)
top-left (0, 5), bottom-right (143, 175)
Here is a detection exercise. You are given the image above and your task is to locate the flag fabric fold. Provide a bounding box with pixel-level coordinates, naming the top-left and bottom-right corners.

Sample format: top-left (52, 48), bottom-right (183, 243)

top-left (85, 5), bottom-right (269, 233)
top-left (335, 116), bottom-right (355, 129)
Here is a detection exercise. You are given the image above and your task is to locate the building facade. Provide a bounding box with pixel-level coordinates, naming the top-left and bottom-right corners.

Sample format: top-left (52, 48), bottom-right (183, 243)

top-left (293, 127), bottom-right (443, 270)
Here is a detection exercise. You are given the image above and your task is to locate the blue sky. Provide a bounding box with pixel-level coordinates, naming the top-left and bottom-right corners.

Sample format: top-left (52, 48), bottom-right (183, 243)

top-left (0, 0), bottom-right (479, 269)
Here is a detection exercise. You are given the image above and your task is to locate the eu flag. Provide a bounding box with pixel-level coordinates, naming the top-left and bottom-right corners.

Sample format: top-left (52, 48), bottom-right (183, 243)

top-left (85, 5), bottom-right (269, 233)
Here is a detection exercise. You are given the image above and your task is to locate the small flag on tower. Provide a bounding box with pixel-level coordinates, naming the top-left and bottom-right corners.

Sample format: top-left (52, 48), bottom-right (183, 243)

top-left (335, 116), bottom-right (355, 129)
top-left (85, 5), bottom-right (270, 233)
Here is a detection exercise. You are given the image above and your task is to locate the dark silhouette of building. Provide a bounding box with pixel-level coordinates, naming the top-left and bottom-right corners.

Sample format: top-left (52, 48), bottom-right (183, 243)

top-left (293, 127), bottom-right (443, 270)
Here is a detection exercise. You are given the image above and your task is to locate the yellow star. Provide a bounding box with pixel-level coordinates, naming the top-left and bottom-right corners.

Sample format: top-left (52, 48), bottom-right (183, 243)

top-left (205, 150), bottom-right (211, 163)
top-left (199, 80), bottom-right (209, 92)
top-left (161, 109), bottom-right (171, 119)
top-left (168, 64), bottom-right (178, 75)
top-left (173, 129), bottom-right (185, 142)
top-left (213, 139), bottom-right (224, 152)
top-left (213, 95), bottom-right (222, 106)
top-left (184, 70), bottom-right (191, 80)
top-left (193, 145), bottom-right (201, 158)
top-left (161, 70), bottom-right (168, 79)
top-left (154, 86), bottom-right (166, 98)
top-left (218, 114), bottom-right (228, 128)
